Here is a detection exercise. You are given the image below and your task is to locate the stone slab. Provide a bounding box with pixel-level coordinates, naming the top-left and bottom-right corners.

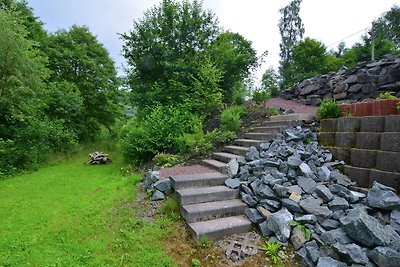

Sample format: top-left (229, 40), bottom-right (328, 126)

top-left (360, 116), bottom-right (385, 132)
top-left (356, 132), bottom-right (381, 150)
top-left (376, 151), bottom-right (400, 173)
top-left (336, 132), bottom-right (356, 148)
top-left (350, 148), bottom-right (377, 168)
top-left (344, 165), bottom-right (370, 188)
top-left (338, 117), bottom-right (361, 132)
top-left (330, 147), bottom-right (351, 163)
top-left (318, 132), bottom-right (336, 147)
top-left (385, 115), bottom-right (400, 132)
top-left (320, 119), bottom-right (338, 132)
top-left (380, 132), bottom-right (400, 152)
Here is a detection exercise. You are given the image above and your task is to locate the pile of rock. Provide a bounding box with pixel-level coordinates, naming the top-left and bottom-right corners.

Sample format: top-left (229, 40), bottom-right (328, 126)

top-left (225, 126), bottom-right (400, 267)
top-left (144, 169), bottom-right (172, 201)
top-left (280, 54), bottom-right (400, 105)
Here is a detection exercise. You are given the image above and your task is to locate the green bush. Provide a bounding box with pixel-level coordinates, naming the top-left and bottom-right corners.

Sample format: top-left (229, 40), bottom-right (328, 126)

top-left (175, 122), bottom-right (214, 156)
top-left (220, 106), bottom-right (246, 133)
top-left (317, 99), bottom-right (341, 119)
top-left (252, 90), bottom-right (270, 104)
top-left (153, 153), bottom-right (182, 167)
top-left (120, 106), bottom-right (202, 163)
top-left (378, 91), bottom-right (396, 100)
top-left (397, 102), bottom-right (400, 111)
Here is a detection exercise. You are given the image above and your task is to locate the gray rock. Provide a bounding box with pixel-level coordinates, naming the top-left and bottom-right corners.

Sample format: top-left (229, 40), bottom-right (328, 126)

top-left (340, 208), bottom-right (391, 247)
top-left (226, 158), bottom-right (239, 177)
top-left (317, 166), bottom-right (331, 182)
top-left (288, 155), bottom-right (303, 168)
top-left (287, 168), bottom-right (297, 180)
top-left (296, 246), bottom-right (314, 266)
top-left (385, 225), bottom-right (400, 251)
top-left (245, 146), bottom-right (260, 161)
top-left (267, 208), bottom-right (293, 243)
top-left (367, 246), bottom-right (400, 267)
top-left (150, 170), bottom-right (160, 183)
top-left (258, 221), bottom-right (273, 237)
top-left (314, 206), bottom-right (333, 218)
top-left (282, 198), bottom-right (304, 213)
top-left (245, 208), bottom-right (265, 224)
top-left (314, 222), bottom-right (326, 235)
top-left (258, 184), bottom-right (279, 199)
top-left (291, 226), bottom-right (308, 250)
top-left (296, 214), bottom-right (317, 224)
top-left (328, 197), bottom-right (349, 211)
top-left (260, 199), bottom-right (282, 211)
top-left (273, 184), bottom-right (289, 197)
top-left (299, 197), bottom-right (321, 214)
top-left (367, 181), bottom-right (400, 210)
top-left (298, 176), bottom-right (317, 194)
top-left (299, 162), bottom-right (314, 178)
top-left (241, 193), bottom-right (257, 207)
top-left (305, 240), bottom-right (320, 264)
top-left (240, 184), bottom-right (254, 196)
top-left (330, 171), bottom-right (353, 187)
top-left (259, 142), bottom-right (271, 151)
top-left (154, 178), bottom-right (172, 193)
top-left (316, 257), bottom-right (348, 267)
top-left (225, 178), bottom-right (240, 189)
top-left (332, 243), bottom-right (368, 265)
top-left (316, 184), bottom-right (334, 202)
top-left (330, 184), bottom-right (356, 203)
top-left (261, 174), bottom-right (276, 184)
top-left (320, 219), bottom-right (340, 230)
top-left (151, 190), bottom-right (165, 201)
top-left (321, 228), bottom-right (352, 245)
top-left (390, 210), bottom-right (400, 233)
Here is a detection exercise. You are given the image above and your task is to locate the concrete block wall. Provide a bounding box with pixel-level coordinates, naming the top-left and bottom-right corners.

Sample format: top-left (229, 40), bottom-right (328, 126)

top-left (319, 115), bottom-right (400, 190)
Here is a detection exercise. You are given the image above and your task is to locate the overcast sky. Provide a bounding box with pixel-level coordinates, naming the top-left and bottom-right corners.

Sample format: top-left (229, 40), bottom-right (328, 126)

top-left (28, 0), bottom-right (399, 80)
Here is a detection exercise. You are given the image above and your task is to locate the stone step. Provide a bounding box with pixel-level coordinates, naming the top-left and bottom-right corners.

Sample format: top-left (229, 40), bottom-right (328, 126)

top-left (212, 152), bottom-right (244, 163)
top-left (269, 114), bottom-right (314, 122)
top-left (188, 215), bottom-right (253, 241)
top-left (170, 172), bottom-right (228, 190)
top-left (222, 145), bottom-right (249, 156)
top-left (233, 138), bottom-right (264, 147)
top-left (181, 199), bottom-right (247, 223)
top-left (248, 126), bottom-right (286, 133)
top-left (202, 159), bottom-right (226, 171)
top-left (176, 186), bottom-right (239, 205)
top-left (243, 132), bottom-right (278, 141)
top-left (262, 119), bottom-right (303, 127)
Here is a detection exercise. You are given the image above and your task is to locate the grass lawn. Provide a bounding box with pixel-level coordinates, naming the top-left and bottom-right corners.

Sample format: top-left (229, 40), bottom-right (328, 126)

top-left (0, 144), bottom-right (175, 266)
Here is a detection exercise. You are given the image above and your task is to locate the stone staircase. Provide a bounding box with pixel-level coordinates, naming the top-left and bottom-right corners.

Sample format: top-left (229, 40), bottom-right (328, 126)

top-left (170, 114), bottom-right (314, 242)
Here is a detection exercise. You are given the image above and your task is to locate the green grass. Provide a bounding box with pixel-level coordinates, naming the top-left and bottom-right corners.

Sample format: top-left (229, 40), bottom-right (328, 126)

top-left (0, 143), bottom-right (175, 266)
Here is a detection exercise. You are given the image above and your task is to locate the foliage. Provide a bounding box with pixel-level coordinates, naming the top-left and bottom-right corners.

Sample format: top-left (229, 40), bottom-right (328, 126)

top-left (378, 91), bottom-right (397, 100)
top-left (268, 107), bottom-right (280, 116)
top-left (160, 196), bottom-right (181, 221)
top-left (120, 106), bottom-right (202, 163)
top-left (46, 25), bottom-right (121, 140)
top-left (374, 5), bottom-right (400, 50)
top-left (252, 90), bottom-right (270, 103)
top-left (0, 145), bottom-right (175, 266)
top-left (153, 152), bottom-right (182, 167)
top-left (290, 221), bottom-right (312, 240)
top-left (199, 235), bottom-right (212, 248)
top-left (263, 240), bottom-right (282, 264)
top-left (220, 105), bottom-right (246, 133)
top-left (278, 0), bottom-right (305, 89)
top-left (191, 258), bottom-right (201, 267)
top-left (397, 102), bottom-right (400, 111)
top-left (209, 31), bottom-right (258, 103)
top-left (261, 67), bottom-right (281, 97)
top-left (317, 99), bottom-right (341, 119)
top-left (231, 81), bottom-right (248, 105)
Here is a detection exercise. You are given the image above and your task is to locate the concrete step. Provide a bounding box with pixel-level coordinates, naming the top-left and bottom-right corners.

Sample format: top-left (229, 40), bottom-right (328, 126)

top-left (262, 119), bottom-right (303, 127)
top-left (176, 185), bottom-right (239, 205)
top-left (170, 172), bottom-right (228, 190)
top-left (181, 199), bottom-right (247, 223)
top-left (243, 132), bottom-right (277, 141)
top-left (188, 215), bottom-right (253, 241)
top-left (202, 159), bottom-right (226, 171)
top-left (269, 114), bottom-right (314, 122)
top-left (233, 138), bottom-right (264, 147)
top-left (248, 126), bottom-right (286, 133)
top-left (212, 152), bottom-right (244, 163)
top-left (222, 145), bottom-right (249, 156)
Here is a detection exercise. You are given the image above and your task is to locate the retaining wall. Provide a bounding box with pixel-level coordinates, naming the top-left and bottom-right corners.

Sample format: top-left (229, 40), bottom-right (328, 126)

top-left (318, 115), bottom-right (400, 190)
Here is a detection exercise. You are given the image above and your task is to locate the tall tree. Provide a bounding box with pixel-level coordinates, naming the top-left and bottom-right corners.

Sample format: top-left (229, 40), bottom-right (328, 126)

top-left (46, 25), bottom-right (120, 140)
top-left (278, 0), bottom-right (304, 89)
top-left (374, 5), bottom-right (400, 50)
top-left (260, 67), bottom-right (280, 97)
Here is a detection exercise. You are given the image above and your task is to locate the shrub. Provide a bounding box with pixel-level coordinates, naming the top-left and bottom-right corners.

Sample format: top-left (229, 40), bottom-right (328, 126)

top-left (220, 105), bottom-right (246, 133)
top-left (175, 122), bottom-right (214, 156)
top-left (397, 102), bottom-right (400, 112)
top-left (252, 90), bottom-right (270, 104)
top-left (378, 91), bottom-right (396, 100)
top-left (121, 106), bottom-right (202, 163)
top-left (317, 99), bottom-right (341, 119)
top-left (268, 107), bottom-right (280, 116)
top-left (153, 153), bottom-right (182, 168)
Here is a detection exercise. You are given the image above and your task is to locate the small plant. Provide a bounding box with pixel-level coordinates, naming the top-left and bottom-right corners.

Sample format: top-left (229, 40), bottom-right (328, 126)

top-left (290, 221), bottom-right (312, 240)
top-left (317, 99), bottom-right (341, 119)
top-left (191, 258), bottom-right (201, 267)
top-left (396, 102), bottom-right (400, 112)
top-left (199, 235), bottom-right (212, 248)
top-left (263, 240), bottom-right (282, 264)
top-left (252, 90), bottom-right (270, 104)
top-left (377, 91), bottom-right (396, 100)
top-left (160, 196), bottom-right (181, 221)
top-left (268, 107), bottom-right (280, 116)
top-left (146, 189), bottom-right (154, 199)
top-left (153, 152), bottom-right (181, 168)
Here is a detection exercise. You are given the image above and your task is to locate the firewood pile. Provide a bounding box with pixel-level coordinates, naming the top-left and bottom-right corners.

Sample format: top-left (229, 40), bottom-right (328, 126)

top-left (88, 151), bottom-right (112, 164)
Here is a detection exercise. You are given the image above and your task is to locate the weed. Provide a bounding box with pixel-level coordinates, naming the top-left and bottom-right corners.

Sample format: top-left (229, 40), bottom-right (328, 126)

top-left (317, 99), bottom-right (341, 119)
top-left (268, 107), bottom-right (280, 116)
top-left (191, 258), bottom-right (201, 267)
top-left (263, 240), bottom-right (282, 264)
top-left (290, 221), bottom-right (312, 240)
top-left (146, 188), bottom-right (154, 199)
top-left (160, 196), bottom-right (181, 221)
top-left (377, 91), bottom-right (396, 100)
top-left (199, 235), bottom-right (212, 248)
top-left (397, 102), bottom-right (400, 112)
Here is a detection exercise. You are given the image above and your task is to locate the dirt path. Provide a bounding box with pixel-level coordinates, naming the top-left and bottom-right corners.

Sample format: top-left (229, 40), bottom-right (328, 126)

top-left (265, 98), bottom-right (317, 115)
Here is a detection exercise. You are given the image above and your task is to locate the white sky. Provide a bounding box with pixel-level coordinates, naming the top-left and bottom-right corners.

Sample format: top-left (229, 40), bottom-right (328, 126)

top-left (28, 0), bottom-right (400, 80)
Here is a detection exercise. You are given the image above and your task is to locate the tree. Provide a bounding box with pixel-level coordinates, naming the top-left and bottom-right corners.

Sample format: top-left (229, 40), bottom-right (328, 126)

top-left (209, 31), bottom-right (258, 103)
top-left (121, 0), bottom-right (223, 117)
top-left (278, 0), bottom-right (304, 89)
top-left (260, 67), bottom-right (280, 98)
top-left (374, 5), bottom-right (400, 50)
top-left (46, 25), bottom-right (121, 140)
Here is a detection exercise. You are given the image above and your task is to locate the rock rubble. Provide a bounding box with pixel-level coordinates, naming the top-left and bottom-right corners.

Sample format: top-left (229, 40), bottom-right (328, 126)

top-left (226, 126), bottom-right (400, 266)
top-left (143, 169), bottom-right (172, 200)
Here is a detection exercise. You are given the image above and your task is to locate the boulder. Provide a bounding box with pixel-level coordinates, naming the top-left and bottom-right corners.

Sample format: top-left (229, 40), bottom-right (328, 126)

top-left (367, 181), bottom-right (400, 210)
top-left (151, 190), bottom-right (165, 201)
top-left (297, 176), bottom-right (317, 194)
top-left (367, 246), bottom-right (400, 267)
top-left (332, 243), bottom-right (368, 265)
top-left (245, 208), bottom-right (265, 224)
top-left (267, 208), bottom-right (293, 243)
top-left (154, 178), bottom-right (172, 193)
top-left (245, 146), bottom-right (260, 161)
top-left (291, 226), bottom-right (308, 250)
top-left (225, 178), bottom-right (241, 189)
top-left (315, 184), bottom-right (334, 202)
